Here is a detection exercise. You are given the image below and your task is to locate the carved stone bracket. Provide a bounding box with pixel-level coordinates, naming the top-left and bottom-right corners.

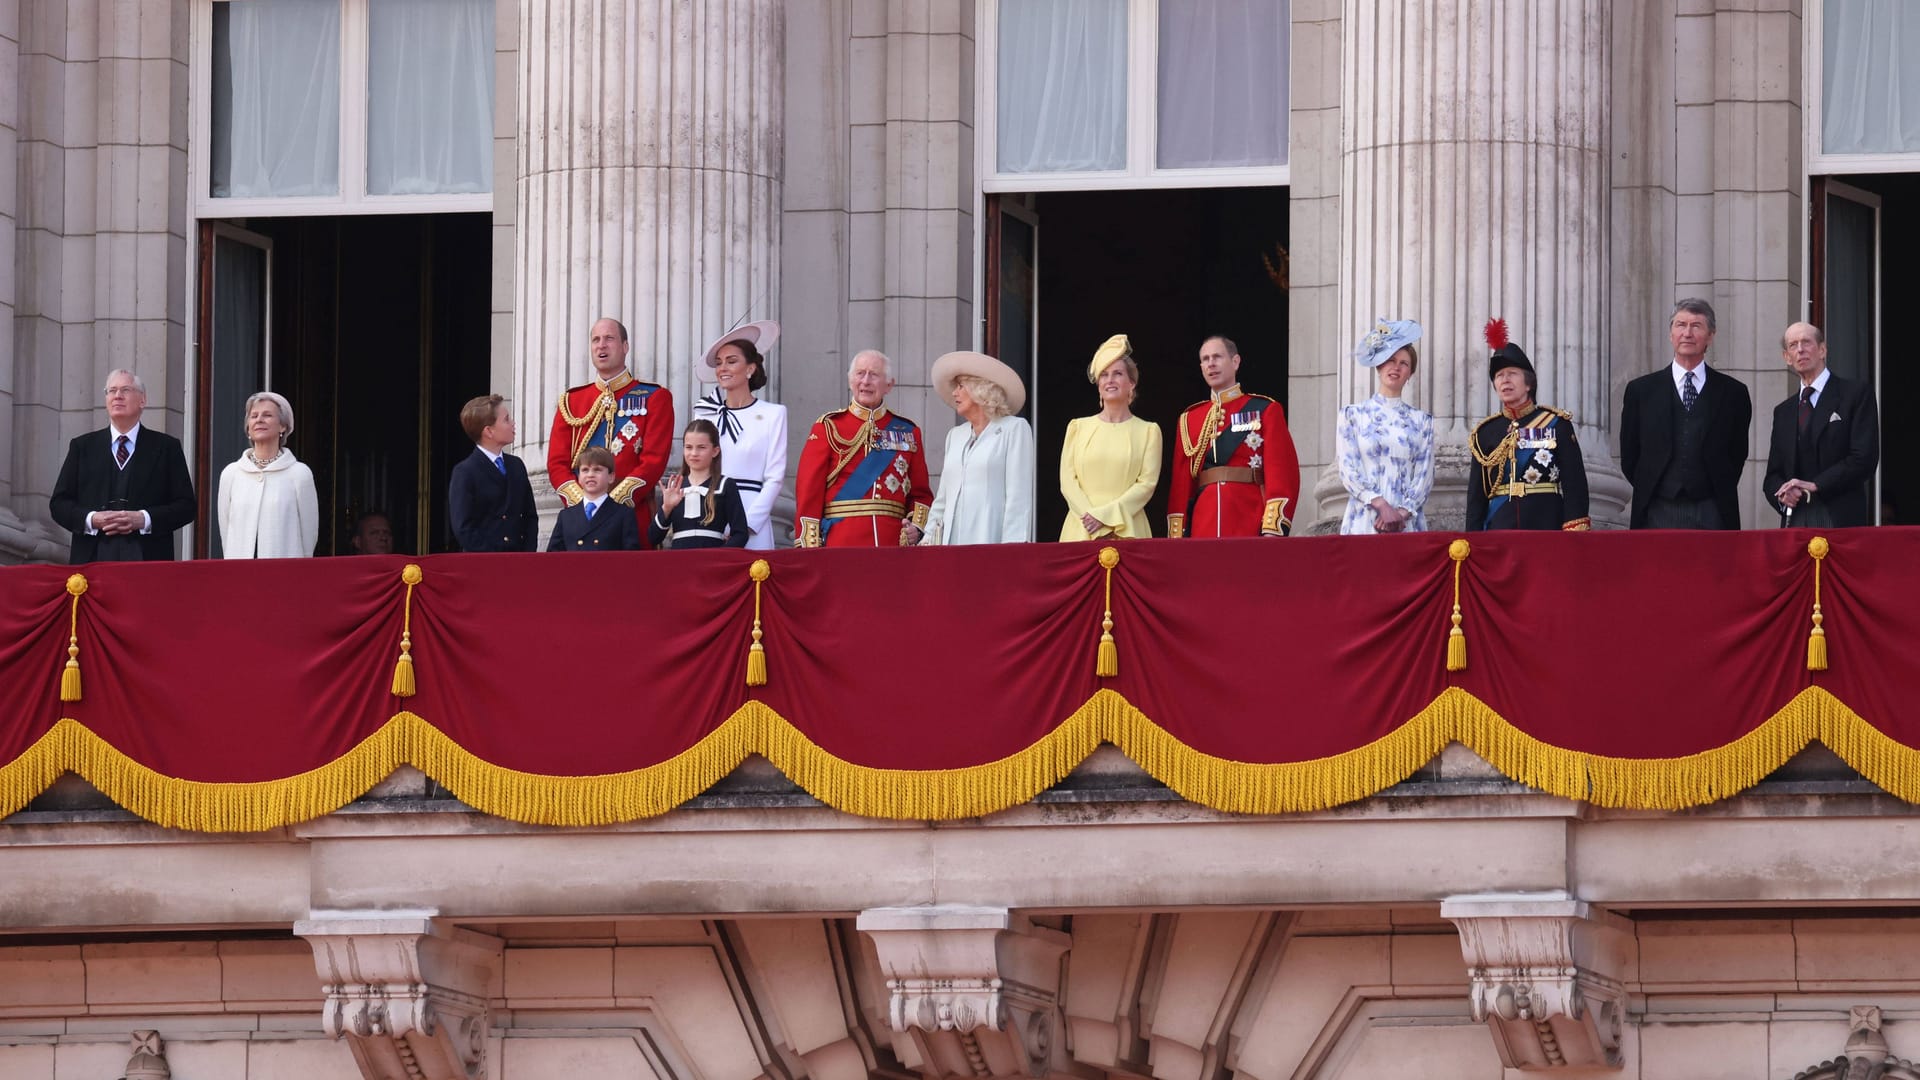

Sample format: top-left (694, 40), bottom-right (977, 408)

top-left (1794, 1006), bottom-right (1920, 1080)
top-left (1441, 893), bottom-right (1632, 1070)
top-left (123, 1030), bottom-right (171, 1080)
top-left (857, 906), bottom-right (1070, 1079)
top-left (295, 916), bottom-right (503, 1080)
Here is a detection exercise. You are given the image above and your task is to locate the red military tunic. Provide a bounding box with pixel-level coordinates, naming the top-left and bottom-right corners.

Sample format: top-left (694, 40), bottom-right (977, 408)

top-left (1167, 384), bottom-right (1301, 538)
top-left (546, 371), bottom-right (675, 540)
top-left (794, 402), bottom-right (933, 547)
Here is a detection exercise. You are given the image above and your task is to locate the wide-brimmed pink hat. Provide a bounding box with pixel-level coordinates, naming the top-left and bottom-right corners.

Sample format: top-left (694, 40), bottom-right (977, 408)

top-left (932, 351), bottom-right (1027, 414)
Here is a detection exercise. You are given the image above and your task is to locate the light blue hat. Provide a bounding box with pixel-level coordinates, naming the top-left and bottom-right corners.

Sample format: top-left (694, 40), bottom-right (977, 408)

top-left (1354, 318), bottom-right (1423, 368)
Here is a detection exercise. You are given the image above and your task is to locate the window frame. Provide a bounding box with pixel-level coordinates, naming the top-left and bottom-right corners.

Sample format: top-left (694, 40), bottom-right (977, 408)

top-left (189, 0), bottom-right (494, 217)
top-left (1805, 0), bottom-right (1920, 175)
top-left (978, 0), bottom-right (1292, 193)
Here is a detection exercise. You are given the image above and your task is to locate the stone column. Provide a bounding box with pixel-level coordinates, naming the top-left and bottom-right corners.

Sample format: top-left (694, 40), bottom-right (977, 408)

top-left (1312, 0), bottom-right (1629, 529)
top-left (513, 0), bottom-right (784, 503)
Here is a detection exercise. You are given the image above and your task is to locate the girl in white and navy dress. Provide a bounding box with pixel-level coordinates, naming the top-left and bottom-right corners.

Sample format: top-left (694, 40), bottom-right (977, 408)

top-left (651, 420), bottom-right (751, 550)
top-left (693, 321), bottom-right (789, 549)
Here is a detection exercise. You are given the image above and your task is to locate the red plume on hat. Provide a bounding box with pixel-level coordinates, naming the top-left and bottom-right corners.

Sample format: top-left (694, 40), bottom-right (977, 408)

top-left (1484, 318), bottom-right (1510, 353)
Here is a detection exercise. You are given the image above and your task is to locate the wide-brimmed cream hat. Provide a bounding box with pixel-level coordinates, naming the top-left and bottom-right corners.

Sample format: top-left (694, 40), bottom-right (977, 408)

top-left (932, 351), bottom-right (1027, 414)
top-left (698, 321), bottom-right (780, 384)
top-left (1088, 334), bottom-right (1132, 381)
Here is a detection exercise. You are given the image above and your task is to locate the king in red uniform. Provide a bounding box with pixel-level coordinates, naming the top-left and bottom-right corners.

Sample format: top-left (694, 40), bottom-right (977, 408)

top-left (1167, 334), bottom-right (1301, 538)
top-left (794, 349), bottom-right (933, 547)
top-left (546, 317), bottom-right (675, 541)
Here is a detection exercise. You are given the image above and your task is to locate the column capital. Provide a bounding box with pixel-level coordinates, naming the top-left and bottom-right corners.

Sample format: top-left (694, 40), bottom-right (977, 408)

top-left (295, 915), bottom-right (503, 1080)
top-left (856, 906), bottom-right (1070, 1079)
top-left (1440, 892), bottom-right (1632, 1070)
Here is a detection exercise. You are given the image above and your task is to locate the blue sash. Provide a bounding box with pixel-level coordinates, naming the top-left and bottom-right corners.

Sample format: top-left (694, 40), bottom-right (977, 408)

top-left (1482, 411), bottom-right (1560, 529)
top-left (586, 385), bottom-right (660, 452)
top-left (821, 417), bottom-right (916, 540)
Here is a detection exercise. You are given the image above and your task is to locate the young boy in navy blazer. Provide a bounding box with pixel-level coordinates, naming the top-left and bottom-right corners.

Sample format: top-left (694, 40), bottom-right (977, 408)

top-left (547, 447), bottom-right (641, 551)
top-left (449, 394), bottom-right (538, 552)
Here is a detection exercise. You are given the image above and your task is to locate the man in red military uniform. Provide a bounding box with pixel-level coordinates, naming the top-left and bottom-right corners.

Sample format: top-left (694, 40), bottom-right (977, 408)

top-left (547, 317), bottom-right (675, 541)
top-left (795, 349), bottom-right (933, 547)
top-left (1167, 334), bottom-right (1300, 538)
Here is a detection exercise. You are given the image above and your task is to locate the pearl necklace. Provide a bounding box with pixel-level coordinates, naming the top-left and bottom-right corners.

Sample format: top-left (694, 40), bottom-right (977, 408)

top-left (247, 447), bottom-right (285, 469)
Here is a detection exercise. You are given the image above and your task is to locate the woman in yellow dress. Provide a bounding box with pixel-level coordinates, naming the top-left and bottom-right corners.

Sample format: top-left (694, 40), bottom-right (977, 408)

top-left (1059, 334), bottom-right (1163, 540)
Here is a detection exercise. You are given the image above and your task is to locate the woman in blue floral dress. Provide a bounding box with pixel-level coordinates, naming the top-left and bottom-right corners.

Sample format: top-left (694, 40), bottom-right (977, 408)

top-left (1338, 319), bottom-right (1435, 534)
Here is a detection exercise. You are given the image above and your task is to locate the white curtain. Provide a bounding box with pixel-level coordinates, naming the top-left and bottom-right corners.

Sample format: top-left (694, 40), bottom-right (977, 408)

top-left (368, 0), bottom-right (495, 194)
top-left (997, 0), bottom-right (1128, 173)
top-left (1823, 0), bottom-right (1920, 154)
top-left (1157, 0), bottom-right (1289, 168)
top-left (212, 0), bottom-right (341, 198)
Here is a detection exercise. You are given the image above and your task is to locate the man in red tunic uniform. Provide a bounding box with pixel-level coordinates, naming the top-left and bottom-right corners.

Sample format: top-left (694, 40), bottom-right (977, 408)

top-left (546, 317), bottom-right (675, 542)
top-left (1167, 334), bottom-right (1300, 538)
top-left (794, 349), bottom-right (933, 548)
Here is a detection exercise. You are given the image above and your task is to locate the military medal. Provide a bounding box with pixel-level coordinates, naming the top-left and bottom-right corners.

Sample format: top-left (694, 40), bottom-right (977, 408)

top-left (620, 419), bottom-right (639, 441)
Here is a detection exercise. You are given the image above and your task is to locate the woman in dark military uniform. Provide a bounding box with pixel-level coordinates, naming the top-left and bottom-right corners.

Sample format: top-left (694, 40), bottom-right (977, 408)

top-left (1465, 320), bottom-right (1591, 532)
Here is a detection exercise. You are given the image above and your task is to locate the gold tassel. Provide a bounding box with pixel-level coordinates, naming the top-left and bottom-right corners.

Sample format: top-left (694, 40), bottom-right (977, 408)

top-left (746, 559), bottom-right (770, 686)
top-left (59, 574), bottom-right (88, 702)
top-left (1446, 539), bottom-right (1470, 672)
top-left (392, 564), bottom-right (423, 697)
top-left (1807, 536), bottom-right (1830, 672)
top-left (1095, 546), bottom-right (1120, 678)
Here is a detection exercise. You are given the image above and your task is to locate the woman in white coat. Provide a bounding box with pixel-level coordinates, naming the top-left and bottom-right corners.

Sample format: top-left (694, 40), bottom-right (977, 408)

top-left (692, 321), bottom-right (789, 550)
top-left (914, 351), bottom-right (1034, 545)
top-left (216, 391), bottom-right (319, 558)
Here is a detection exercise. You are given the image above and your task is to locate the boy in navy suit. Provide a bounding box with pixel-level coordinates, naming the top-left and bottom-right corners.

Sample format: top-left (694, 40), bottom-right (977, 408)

top-left (547, 447), bottom-right (641, 551)
top-left (449, 395), bottom-right (538, 552)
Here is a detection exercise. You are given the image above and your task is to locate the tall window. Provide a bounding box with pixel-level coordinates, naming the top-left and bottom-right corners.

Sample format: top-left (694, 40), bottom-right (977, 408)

top-left (985, 0), bottom-right (1290, 188)
top-left (1820, 0), bottom-right (1920, 156)
top-left (197, 0), bottom-right (495, 213)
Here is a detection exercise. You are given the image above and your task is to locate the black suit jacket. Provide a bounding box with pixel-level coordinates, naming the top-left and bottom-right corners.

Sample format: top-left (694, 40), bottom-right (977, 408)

top-left (448, 447), bottom-right (538, 552)
top-left (48, 425), bottom-right (196, 562)
top-left (1619, 364), bottom-right (1752, 529)
top-left (1762, 374), bottom-right (1879, 527)
top-left (546, 498), bottom-right (641, 551)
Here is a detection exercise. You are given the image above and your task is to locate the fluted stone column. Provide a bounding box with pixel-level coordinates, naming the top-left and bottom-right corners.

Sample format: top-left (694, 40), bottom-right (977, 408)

top-left (514, 0), bottom-right (783, 511)
top-left (1312, 0), bottom-right (1629, 529)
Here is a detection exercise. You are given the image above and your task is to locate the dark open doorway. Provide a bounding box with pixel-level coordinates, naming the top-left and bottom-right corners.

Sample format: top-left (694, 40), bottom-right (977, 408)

top-left (989, 186), bottom-right (1290, 538)
top-left (196, 213), bottom-right (493, 555)
top-left (1811, 173), bottom-right (1916, 524)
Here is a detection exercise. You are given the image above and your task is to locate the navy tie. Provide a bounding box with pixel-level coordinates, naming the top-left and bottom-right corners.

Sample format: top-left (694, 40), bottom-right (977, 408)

top-left (114, 435), bottom-right (129, 469)
top-left (1681, 371), bottom-right (1698, 413)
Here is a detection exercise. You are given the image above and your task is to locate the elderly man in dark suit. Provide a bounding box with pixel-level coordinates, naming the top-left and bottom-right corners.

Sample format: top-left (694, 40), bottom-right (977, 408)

top-left (1763, 322), bottom-right (1879, 527)
top-left (1619, 298), bottom-right (1753, 529)
top-left (48, 369), bottom-right (196, 562)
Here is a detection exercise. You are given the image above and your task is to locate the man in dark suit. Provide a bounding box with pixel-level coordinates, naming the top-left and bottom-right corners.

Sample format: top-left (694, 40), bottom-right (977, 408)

top-left (448, 394), bottom-right (538, 552)
top-left (1763, 322), bottom-right (1879, 527)
top-left (1619, 298), bottom-right (1753, 529)
top-left (49, 368), bottom-right (196, 562)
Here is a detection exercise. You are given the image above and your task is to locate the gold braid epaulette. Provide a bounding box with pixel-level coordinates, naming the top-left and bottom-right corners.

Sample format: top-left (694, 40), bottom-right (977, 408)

top-left (557, 387), bottom-right (617, 471)
top-left (820, 409), bottom-right (879, 493)
top-left (1178, 399), bottom-right (1223, 478)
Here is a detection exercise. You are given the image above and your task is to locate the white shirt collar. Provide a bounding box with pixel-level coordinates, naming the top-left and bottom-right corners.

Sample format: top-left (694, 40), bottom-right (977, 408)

top-left (1802, 366), bottom-right (1833, 403)
top-left (1670, 360), bottom-right (1710, 395)
top-left (583, 496), bottom-right (604, 513)
top-left (479, 445), bottom-right (504, 466)
top-left (109, 420), bottom-right (143, 444)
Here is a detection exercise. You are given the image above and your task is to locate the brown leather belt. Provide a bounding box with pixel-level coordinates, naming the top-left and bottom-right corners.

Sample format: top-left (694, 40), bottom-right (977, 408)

top-left (1196, 466), bottom-right (1258, 488)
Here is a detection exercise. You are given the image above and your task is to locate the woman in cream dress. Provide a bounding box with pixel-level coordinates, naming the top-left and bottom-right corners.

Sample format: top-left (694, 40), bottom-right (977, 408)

top-left (915, 351), bottom-right (1035, 545)
top-left (691, 321), bottom-right (789, 549)
top-left (216, 390), bottom-right (319, 558)
top-left (1059, 334), bottom-right (1161, 540)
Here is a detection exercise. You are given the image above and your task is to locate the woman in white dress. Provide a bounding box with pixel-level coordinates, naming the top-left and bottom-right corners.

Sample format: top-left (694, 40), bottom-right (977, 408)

top-left (1337, 318), bottom-right (1435, 534)
top-left (692, 321), bottom-right (789, 550)
top-left (915, 351), bottom-right (1035, 545)
top-left (216, 390), bottom-right (319, 558)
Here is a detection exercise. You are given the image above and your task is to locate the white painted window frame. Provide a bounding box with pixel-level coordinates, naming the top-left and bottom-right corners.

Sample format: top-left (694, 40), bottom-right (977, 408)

top-left (976, 0), bottom-right (1292, 194)
top-left (188, 0), bottom-right (493, 219)
top-left (1804, 0), bottom-right (1920, 176)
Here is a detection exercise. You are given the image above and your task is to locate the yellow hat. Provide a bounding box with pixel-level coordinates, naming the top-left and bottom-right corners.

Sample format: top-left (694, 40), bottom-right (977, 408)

top-left (1088, 334), bottom-right (1132, 381)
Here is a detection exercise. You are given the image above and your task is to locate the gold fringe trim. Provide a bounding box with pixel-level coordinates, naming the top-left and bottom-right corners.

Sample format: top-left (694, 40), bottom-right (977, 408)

top-left (0, 687), bottom-right (1913, 830)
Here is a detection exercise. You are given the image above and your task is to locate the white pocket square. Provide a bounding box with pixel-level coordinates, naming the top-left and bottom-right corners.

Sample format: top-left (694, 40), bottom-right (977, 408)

top-left (1829, 413), bottom-right (1843, 422)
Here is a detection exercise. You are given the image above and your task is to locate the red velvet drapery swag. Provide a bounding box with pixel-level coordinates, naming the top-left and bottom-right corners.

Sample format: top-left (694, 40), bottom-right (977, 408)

top-left (0, 529), bottom-right (1910, 832)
